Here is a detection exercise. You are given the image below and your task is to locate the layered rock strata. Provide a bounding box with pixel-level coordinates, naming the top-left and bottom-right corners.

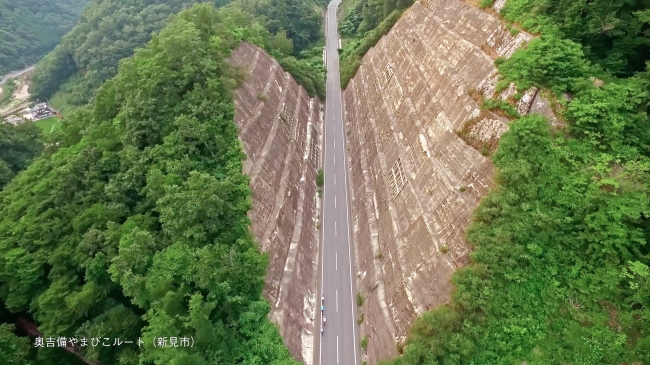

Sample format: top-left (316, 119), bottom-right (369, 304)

top-left (228, 42), bottom-right (323, 364)
top-left (342, 0), bottom-right (535, 362)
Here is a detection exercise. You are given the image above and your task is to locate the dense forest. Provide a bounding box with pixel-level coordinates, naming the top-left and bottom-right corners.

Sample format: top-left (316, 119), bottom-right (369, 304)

top-left (0, 1), bottom-right (324, 363)
top-left (0, 0), bottom-right (89, 75)
top-left (0, 122), bottom-right (43, 190)
top-left (29, 0), bottom-right (325, 110)
top-left (364, 0), bottom-right (650, 364)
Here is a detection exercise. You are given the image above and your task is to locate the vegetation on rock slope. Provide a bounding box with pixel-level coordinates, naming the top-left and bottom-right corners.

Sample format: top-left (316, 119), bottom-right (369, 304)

top-left (30, 0), bottom-right (325, 110)
top-left (378, 1), bottom-right (650, 364)
top-left (0, 0), bottom-right (89, 75)
top-left (0, 3), bottom-right (314, 364)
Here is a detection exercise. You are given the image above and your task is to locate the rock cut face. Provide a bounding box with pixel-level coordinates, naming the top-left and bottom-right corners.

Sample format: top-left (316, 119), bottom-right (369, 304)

top-left (343, 0), bottom-right (531, 362)
top-left (228, 42), bottom-right (323, 365)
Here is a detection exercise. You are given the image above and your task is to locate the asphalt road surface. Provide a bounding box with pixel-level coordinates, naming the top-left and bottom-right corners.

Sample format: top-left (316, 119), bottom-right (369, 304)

top-left (1, 65), bottom-right (34, 85)
top-left (317, 1), bottom-right (360, 365)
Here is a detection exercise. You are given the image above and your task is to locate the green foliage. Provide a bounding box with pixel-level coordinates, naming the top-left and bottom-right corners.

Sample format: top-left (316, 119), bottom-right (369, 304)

top-left (0, 79), bottom-right (16, 106)
top-left (235, 0), bottom-right (323, 55)
top-left (482, 98), bottom-right (521, 119)
top-left (0, 324), bottom-right (33, 365)
top-left (497, 35), bottom-right (591, 94)
top-left (566, 78), bottom-right (650, 156)
top-left (0, 122), bottom-right (43, 190)
top-left (316, 168), bottom-right (324, 187)
top-left (28, 45), bottom-right (78, 103)
top-left (361, 336), bottom-right (369, 351)
top-left (0, 4), bottom-right (304, 364)
top-left (30, 0), bottom-right (325, 107)
top-left (500, 0), bottom-right (650, 77)
top-left (479, 0), bottom-right (494, 9)
top-left (356, 292), bottom-right (364, 307)
top-left (340, 8), bottom-right (363, 37)
top-left (0, 0), bottom-right (89, 75)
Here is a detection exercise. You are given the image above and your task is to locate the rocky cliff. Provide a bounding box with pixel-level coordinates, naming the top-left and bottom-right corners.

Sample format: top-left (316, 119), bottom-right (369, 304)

top-left (228, 42), bottom-right (323, 364)
top-left (342, 0), bottom-right (547, 362)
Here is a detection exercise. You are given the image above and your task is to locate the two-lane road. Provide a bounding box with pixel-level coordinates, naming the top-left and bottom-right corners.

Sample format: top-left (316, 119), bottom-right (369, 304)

top-left (318, 1), bottom-right (360, 365)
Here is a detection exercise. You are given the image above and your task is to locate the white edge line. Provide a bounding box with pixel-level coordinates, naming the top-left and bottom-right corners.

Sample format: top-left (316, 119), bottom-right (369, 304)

top-left (320, 5), bottom-right (334, 365)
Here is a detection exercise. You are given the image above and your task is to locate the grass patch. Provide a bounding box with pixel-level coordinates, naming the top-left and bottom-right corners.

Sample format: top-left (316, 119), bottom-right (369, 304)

top-left (316, 168), bottom-right (324, 187)
top-left (482, 98), bottom-right (521, 119)
top-left (34, 116), bottom-right (62, 134)
top-left (356, 292), bottom-right (364, 307)
top-left (361, 336), bottom-right (369, 351)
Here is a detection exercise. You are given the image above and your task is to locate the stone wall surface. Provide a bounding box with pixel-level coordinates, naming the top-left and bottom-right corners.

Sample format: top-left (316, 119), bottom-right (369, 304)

top-left (227, 42), bottom-right (323, 365)
top-left (342, 0), bottom-right (536, 362)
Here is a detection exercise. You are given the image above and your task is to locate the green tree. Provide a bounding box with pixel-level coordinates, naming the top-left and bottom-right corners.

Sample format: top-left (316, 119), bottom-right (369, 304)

top-left (496, 35), bottom-right (591, 93)
top-left (271, 29), bottom-right (294, 55)
top-left (0, 0), bottom-right (89, 75)
top-left (0, 4), bottom-right (306, 364)
top-left (0, 324), bottom-right (32, 365)
top-left (0, 122), bottom-right (43, 189)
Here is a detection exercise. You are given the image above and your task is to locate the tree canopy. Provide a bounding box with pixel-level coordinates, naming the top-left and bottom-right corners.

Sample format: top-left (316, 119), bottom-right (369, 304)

top-left (0, 3), bottom-right (309, 364)
top-left (0, 0), bottom-right (89, 75)
top-left (500, 0), bottom-right (650, 77)
top-left (29, 0), bottom-right (325, 107)
top-left (0, 122), bottom-right (43, 190)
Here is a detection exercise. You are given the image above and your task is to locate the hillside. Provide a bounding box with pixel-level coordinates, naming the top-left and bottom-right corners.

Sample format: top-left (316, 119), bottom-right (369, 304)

top-left (29, 0), bottom-right (325, 109)
top-left (0, 3), bottom-right (322, 364)
top-left (339, 0), bottom-right (650, 364)
top-left (0, 0), bottom-right (89, 75)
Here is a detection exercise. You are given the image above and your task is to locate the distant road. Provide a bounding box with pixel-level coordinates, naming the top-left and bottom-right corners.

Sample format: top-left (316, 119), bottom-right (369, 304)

top-left (1, 65), bottom-right (35, 85)
top-left (316, 1), bottom-right (360, 365)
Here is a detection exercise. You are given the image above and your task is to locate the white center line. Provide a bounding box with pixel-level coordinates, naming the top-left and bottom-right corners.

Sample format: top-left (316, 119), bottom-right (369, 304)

top-left (334, 155), bottom-right (336, 166)
top-left (334, 139), bottom-right (336, 148)
top-left (336, 289), bottom-right (339, 312)
top-left (337, 336), bottom-right (340, 364)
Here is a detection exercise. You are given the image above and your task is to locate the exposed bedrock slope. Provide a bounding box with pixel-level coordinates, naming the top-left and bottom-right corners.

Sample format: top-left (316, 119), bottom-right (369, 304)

top-left (227, 42), bottom-right (324, 365)
top-left (341, 0), bottom-right (557, 362)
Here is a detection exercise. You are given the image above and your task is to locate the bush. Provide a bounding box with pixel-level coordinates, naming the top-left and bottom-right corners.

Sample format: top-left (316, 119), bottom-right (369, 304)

top-left (479, 0), bottom-right (495, 8)
top-left (357, 292), bottom-right (364, 307)
top-left (361, 336), bottom-right (369, 351)
top-left (316, 168), bottom-right (324, 187)
top-left (497, 35), bottom-right (591, 94)
top-left (482, 98), bottom-right (521, 119)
